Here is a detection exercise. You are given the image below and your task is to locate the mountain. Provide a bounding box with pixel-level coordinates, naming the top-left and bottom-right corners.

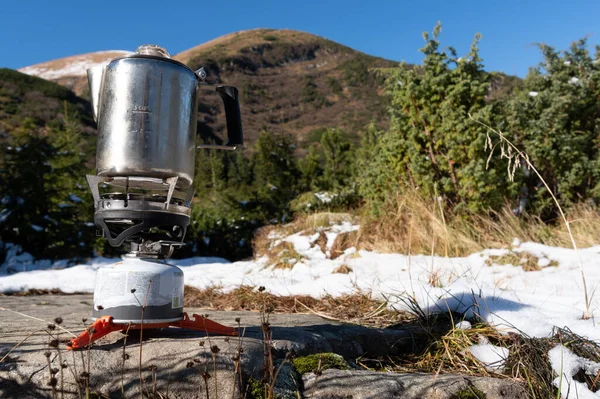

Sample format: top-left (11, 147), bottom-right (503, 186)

top-left (17, 51), bottom-right (133, 98)
top-left (14, 29), bottom-right (520, 148)
top-left (17, 29), bottom-right (397, 146)
top-left (0, 68), bottom-right (95, 142)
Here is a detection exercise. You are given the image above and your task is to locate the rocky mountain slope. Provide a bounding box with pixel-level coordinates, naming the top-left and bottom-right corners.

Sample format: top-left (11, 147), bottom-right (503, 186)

top-left (18, 50), bottom-right (132, 97)
top-left (0, 68), bottom-right (95, 143)
top-left (12, 29), bottom-right (520, 148)
top-left (16, 29), bottom-right (397, 146)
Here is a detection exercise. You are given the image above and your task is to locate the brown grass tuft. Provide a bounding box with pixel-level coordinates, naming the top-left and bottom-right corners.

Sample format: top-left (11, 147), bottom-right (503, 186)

top-left (485, 251), bottom-right (558, 272)
top-left (296, 212), bottom-right (356, 231)
top-left (427, 269), bottom-right (443, 288)
top-left (314, 231), bottom-right (328, 254)
top-left (332, 265), bottom-right (353, 274)
top-left (268, 241), bottom-right (303, 269)
top-left (357, 191), bottom-right (600, 257)
top-left (183, 286), bottom-right (410, 328)
top-left (330, 230), bottom-right (359, 260)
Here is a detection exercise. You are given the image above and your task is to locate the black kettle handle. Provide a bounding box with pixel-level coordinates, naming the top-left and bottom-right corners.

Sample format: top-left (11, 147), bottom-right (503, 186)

top-left (197, 85), bottom-right (243, 150)
top-left (216, 86), bottom-right (243, 147)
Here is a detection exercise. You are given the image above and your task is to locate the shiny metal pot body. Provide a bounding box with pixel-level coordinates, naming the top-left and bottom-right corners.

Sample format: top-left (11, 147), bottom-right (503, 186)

top-left (95, 56), bottom-right (198, 187)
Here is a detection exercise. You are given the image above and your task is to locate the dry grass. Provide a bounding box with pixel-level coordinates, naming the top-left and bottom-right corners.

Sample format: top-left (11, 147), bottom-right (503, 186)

top-left (296, 212), bottom-right (356, 232)
top-left (396, 323), bottom-right (508, 378)
top-left (330, 230), bottom-right (359, 260)
top-left (357, 191), bottom-right (600, 257)
top-left (332, 264), bottom-right (353, 274)
top-left (312, 230), bottom-right (328, 253)
top-left (252, 225), bottom-right (293, 258)
top-left (267, 241), bottom-right (304, 269)
top-left (485, 251), bottom-right (559, 272)
top-left (363, 297), bottom-right (600, 399)
top-left (252, 212), bottom-right (357, 259)
top-left (427, 269), bottom-right (444, 288)
top-left (358, 302), bottom-right (510, 378)
top-left (183, 286), bottom-right (411, 328)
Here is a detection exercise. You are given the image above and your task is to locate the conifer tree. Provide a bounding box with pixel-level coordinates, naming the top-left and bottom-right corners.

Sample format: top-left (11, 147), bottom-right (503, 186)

top-left (360, 23), bottom-right (510, 212)
top-left (320, 128), bottom-right (353, 191)
top-left (252, 130), bottom-right (299, 217)
top-left (298, 144), bottom-right (323, 192)
top-left (503, 39), bottom-right (600, 216)
top-left (0, 110), bottom-right (93, 259)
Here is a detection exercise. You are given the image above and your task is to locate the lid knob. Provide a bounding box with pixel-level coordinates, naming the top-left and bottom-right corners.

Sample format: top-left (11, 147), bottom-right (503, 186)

top-left (135, 44), bottom-right (170, 58)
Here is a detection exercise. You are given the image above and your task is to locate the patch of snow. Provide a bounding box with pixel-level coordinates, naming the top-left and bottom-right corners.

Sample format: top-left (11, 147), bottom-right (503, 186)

top-left (549, 345), bottom-right (600, 399)
top-left (538, 257), bottom-right (551, 267)
top-left (528, 91), bottom-right (539, 97)
top-left (315, 192), bottom-right (335, 204)
top-left (4, 224), bottom-right (600, 344)
top-left (167, 257), bottom-right (230, 267)
top-left (511, 238), bottom-right (521, 248)
top-left (468, 341), bottom-right (509, 371)
top-left (344, 247), bottom-right (357, 256)
top-left (568, 77), bottom-right (580, 85)
top-left (455, 320), bottom-right (472, 330)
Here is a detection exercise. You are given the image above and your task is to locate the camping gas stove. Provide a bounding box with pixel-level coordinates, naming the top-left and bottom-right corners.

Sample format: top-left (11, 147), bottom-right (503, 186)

top-left (68, 44), bottom-right (243, 349)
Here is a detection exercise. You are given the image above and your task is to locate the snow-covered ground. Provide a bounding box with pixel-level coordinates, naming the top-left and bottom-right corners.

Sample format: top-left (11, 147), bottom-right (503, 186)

top-left (1, 221), bottom-right (598, 339)
top-left (2, 221), bottom-right (600, 396)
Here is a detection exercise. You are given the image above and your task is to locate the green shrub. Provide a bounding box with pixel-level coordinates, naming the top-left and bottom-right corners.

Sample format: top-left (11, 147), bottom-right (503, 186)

top-left (359, 23), bottom-right (513, 213)
top-left (326, 77), bottom-right (343, 94)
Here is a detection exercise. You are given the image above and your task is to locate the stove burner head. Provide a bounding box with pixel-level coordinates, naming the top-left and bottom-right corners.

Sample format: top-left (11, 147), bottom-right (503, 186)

top-left (87, 175), bottom-right (193, 255)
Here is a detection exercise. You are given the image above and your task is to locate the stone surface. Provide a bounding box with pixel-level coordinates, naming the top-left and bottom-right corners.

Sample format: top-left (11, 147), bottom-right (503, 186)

top-left (303, 369), bottom-right (528, 399)
top-left (0, 294), bottom-right (415, 398)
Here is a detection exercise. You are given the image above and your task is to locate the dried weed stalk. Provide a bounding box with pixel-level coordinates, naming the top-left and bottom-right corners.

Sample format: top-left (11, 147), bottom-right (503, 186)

top-left (471, 114), bottom-right (591, 320)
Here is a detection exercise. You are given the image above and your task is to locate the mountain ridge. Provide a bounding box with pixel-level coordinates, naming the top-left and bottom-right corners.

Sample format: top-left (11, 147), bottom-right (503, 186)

top-left (15, 29), bottom-right (397, 145)
top-left (11, 29), bottom-right (519, 148)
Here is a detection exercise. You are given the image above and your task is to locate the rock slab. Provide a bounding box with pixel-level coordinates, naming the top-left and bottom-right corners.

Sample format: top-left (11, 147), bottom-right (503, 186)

top-left (0, 294), bottom-right (528, 398)
top-left (303, 369), bottom-right (528, 399)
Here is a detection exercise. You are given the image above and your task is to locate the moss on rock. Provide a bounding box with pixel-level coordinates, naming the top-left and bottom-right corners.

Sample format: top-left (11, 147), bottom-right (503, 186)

top-left (451, 385), bottom-right (487, 399)
top-left (292, 352), bottom-right (349, 375)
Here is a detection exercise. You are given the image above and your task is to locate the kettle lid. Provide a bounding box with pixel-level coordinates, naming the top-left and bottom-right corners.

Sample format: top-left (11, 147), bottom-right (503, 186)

top-left (135, 44), bottom-right (170, 58)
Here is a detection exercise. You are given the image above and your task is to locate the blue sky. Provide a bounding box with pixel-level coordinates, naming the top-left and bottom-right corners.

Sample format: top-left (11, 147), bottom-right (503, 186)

top-left (1, 0), bottom-right (598, 77)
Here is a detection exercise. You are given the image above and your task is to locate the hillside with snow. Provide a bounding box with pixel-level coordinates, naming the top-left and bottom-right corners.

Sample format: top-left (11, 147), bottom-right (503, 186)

top-left (18, 50), bottom-right (132, 80)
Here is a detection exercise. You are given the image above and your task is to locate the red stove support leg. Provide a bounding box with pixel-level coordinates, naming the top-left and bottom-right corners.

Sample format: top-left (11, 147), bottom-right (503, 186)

top-left (170, 313), bottom-right (238, 336)
top-left (67, 313), bottom-right (237, 350)
top-left (67, 316), bottom-right (124, 350)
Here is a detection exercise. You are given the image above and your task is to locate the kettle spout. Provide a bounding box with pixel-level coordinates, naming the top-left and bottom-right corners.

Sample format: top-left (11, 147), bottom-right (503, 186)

top-left (87, 65), bottom-right (105, 123)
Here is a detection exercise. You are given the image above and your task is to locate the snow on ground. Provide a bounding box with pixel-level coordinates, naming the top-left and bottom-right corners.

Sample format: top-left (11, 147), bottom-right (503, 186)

top-left (2, 221), bottom-right (600, 347)
top-left (18, 50), bottom-right (133, 80)
top-left (468, 339), bottom-right (509, 372)
top-left (549, 345), bottom-right (600, 398)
